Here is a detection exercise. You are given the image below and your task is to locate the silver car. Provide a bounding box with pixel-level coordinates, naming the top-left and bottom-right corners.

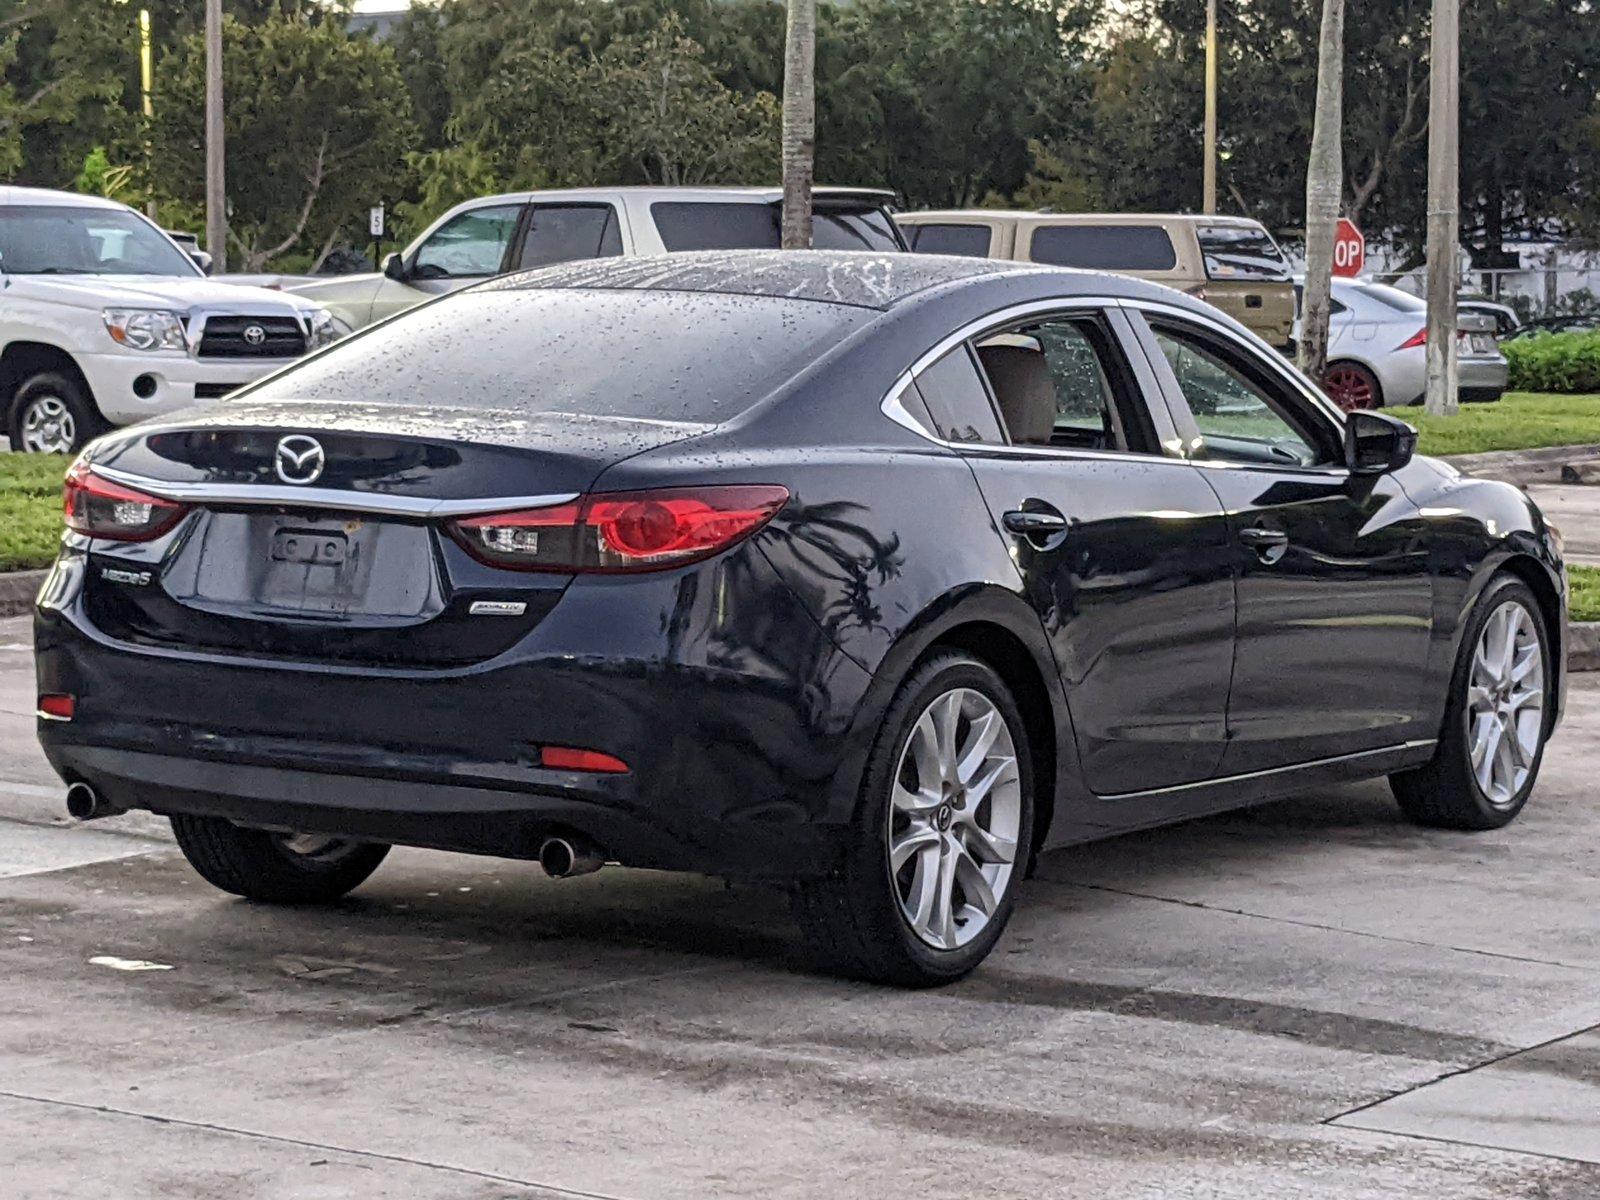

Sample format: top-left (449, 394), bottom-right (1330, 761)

top-left (1297, 277), bottom-right (1509, 410)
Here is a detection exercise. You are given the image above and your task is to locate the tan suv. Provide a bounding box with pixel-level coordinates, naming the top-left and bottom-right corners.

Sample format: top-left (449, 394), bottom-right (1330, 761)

top-left (895, 211), bottom-right (1296, 350)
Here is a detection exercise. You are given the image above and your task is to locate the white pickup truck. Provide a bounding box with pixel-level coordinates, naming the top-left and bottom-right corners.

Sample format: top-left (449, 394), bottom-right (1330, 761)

top-left (1, 186), bottom-right (341, 452)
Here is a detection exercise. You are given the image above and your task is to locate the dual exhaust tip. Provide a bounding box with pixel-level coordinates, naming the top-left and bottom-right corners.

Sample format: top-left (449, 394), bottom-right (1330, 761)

top-left (67, 783), bottom-right (606, 879)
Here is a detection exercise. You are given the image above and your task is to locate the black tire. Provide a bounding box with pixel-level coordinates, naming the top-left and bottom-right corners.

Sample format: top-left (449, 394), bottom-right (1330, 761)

top-left (170, 814), bottom-right (389, 903)
top-left (7, 370), bottom-right (109, 453)
top-left (1390, 575), bottom-right (1552, 830)
top-left (791, 650), bottom-right (1035, 987)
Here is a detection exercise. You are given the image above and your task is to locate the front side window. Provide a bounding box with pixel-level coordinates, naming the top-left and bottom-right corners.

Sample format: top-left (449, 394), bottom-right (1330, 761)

top-left (905, 223), bottom-right (992, 257)
top-left (411, 204), bottom-right (521, 279)
top-left (0, 205), bottom-right (197, 276)
top-left (1197, 223), bottom-right (1290, 281)
top-left (1028, 224), bottom-right (1178, 271)
top-left (1151, 325), bottom-right (1330, 467)
top-left (517, 205), bottom-right (622, 270)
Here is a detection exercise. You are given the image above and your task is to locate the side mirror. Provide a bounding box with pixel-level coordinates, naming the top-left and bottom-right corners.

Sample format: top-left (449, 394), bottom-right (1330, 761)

top-left (382, 252), bottom-right (407, 282)
top-left (1344, 409), bottom-right (1417, 475)
top-left (189, 250), bottom-right (213, 275)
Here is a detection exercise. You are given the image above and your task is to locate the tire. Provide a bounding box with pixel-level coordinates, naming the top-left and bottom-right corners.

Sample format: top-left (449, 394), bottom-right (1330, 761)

top-left (1322, 361), bottom-right (1384, 412)
top-left (8, 370), bottom-right (109, 453)
top-left (1391, 575), bottom-right (1552, 830)
top-left (170, 814), bottom-right (389, 903)
top-left (791, 651), bottom-right (1034, 987)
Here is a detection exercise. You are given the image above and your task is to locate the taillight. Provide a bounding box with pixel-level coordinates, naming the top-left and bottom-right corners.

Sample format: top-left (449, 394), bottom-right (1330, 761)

top-left (1397, 327), bottom-right (1427, 350)
top-left (448, 485), bottom-right (789, 573)
top-left (63, 461), bottom-right (187, 541)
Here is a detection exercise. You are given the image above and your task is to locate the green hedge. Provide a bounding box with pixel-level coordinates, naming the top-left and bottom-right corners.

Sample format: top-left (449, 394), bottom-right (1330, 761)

top-left (1504, 330), bottom-right (1600, 393)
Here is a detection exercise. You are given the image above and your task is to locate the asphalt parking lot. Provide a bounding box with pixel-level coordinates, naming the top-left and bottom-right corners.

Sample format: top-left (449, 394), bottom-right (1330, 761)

top-left (1, 610), bottom-right (1597, 1198)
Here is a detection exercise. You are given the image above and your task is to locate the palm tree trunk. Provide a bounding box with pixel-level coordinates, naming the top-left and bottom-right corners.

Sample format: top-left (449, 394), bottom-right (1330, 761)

top-left (1298, 0), bottom-right (1344, 384)
top-left (780, 0), bottom-right (816, 250)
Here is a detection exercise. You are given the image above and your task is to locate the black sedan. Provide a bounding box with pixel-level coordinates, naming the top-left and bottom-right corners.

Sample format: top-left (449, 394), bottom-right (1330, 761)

top-left (35, 252), bottom-right (1568, 986)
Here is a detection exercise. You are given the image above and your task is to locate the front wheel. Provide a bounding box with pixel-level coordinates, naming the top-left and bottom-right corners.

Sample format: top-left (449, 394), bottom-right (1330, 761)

top-left (170, 814), bottom-right (389, 903)
top-left (1391, 576), bottom-right (1552, 830)
top-left (791, 651), bottom-right (1034, 986)
top-left (8, 370), bottom-right (108, 453)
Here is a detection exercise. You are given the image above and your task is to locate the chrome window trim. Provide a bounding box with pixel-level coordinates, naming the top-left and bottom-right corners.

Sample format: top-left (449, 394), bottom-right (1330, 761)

top-left (878, 295), bottom-right (1194, 469)
top-left (89, 464), bottom-right (577, 518)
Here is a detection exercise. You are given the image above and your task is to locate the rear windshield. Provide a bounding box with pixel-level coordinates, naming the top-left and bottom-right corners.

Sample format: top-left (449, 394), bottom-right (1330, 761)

top-left (1355, 282), bottom-right (1427, 312)
top-left (651, 202), bottom-right (902, 253)
top-left (1027, 224), bottom-right (1178, 271)
top-left (244, 289), bottom-right (867, 424)
top-left (1197, 223), bottom-right (1290, 282)
top-left (904, 223), bottom-right (992, 257)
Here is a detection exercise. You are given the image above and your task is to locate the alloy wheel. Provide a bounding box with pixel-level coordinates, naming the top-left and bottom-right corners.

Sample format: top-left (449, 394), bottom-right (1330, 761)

top-left (888, 687), bottom-right (1021, 950)
top-left (1466, 600), bottom-right (1545, 807)
top-left (20, 394), bottom-right (77, 453)
top-left (1322, 365), bottom-right (1377, 412)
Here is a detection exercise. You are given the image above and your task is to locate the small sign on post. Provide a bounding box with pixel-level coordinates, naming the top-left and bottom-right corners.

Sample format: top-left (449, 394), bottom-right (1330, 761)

top-left (1332, 218), bottom-right (1365, 278)
top-left (369, 204), bottom-right (386, 239)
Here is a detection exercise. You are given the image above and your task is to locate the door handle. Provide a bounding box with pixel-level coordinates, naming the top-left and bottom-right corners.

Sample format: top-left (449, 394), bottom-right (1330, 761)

top-left (1238, 525), bottom-right (1289, 564)
top-left (1002, 509), bottom-right (1069, 536)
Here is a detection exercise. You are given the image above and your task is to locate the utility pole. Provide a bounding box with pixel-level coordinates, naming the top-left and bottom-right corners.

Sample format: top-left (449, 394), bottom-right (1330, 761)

top-left (204, 0), bottom-right (227, 273)
top-left (1202, 0), bottom-right (1217, 214)
top-left (1298, 0), bottom-right (1344, 383)
top-left (779, 0), bottom-right (815, 249)
top-left (1423, 0), bottom-right (1460, 415)
top-left (139, 8), bottom-right (155, 221)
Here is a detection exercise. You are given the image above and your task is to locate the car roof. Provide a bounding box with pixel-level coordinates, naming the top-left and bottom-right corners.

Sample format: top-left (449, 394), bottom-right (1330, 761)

top-left (0, 185), bottom-right (129, 211)
top-left (483, 249), bottom-right (1191, 312)
top-left (449, 185), bottom-right (897, 207)
top-left (898, 209), bottom-right (1264, 227)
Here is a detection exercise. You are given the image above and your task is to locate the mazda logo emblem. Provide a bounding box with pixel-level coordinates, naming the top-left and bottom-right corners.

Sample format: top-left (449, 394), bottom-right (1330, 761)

top-left (274, 435), bottom-right (325, 485)
top-left (242, 324), bottom-right (267, 347)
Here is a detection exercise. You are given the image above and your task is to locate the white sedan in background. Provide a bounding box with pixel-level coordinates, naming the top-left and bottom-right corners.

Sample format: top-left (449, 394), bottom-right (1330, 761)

top-left (1296, 277), bottom-right (1509, 411)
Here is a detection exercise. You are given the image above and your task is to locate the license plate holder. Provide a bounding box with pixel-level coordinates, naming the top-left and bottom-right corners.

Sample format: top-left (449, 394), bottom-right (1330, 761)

top-left (271, 528), bottom-right (348, 567)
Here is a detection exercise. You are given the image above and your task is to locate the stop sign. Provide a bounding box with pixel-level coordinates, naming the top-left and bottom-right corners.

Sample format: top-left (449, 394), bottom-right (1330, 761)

top-left (1332, 218), bottom-right (1365, 277)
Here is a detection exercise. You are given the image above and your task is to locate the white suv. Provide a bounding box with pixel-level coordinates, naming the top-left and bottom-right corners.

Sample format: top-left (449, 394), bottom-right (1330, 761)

top-left (292, 186), bottom-right (906, 330)
top-left (1, 186), bottom-right (340, 452)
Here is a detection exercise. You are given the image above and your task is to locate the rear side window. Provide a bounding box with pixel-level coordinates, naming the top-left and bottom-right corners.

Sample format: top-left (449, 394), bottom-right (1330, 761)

top-left (516, 205), bottom-right (622, 269)
top-left (904, 223), bottom-right (991, 257)
top-left (1028, 225), bottom-right (1177, 271)
top-left (651, 202), bottom-right (901, 252)
top-left (912, 345), bottom-right (1004, 445)
top-left (245, 289), bottom-right (867, 426)
top-left (1197, 223), bottom-right (1290, 281)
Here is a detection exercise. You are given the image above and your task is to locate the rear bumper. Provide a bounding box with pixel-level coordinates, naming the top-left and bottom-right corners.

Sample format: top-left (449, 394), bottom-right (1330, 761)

top-left (34, 546), bottom-right (875, 880)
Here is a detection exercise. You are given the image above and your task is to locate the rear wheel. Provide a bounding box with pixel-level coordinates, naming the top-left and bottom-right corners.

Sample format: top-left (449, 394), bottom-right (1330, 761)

top-left (8, 370), bottom-right (108, 453)
top-left (792, 651), bottom-right (1033, 986)
top-left (170, 814), bottom-right (389, 903)
top-left (1391, 576), bottom-right (1551, 830)
top-left (1322, 361), bottom-right (1383, 412)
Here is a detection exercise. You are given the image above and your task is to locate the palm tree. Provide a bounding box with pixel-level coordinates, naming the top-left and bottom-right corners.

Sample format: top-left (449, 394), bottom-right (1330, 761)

top-left (1298, 0), bottom-right (1345, 385)
top-left (780, 0), bottom-right (815, 249)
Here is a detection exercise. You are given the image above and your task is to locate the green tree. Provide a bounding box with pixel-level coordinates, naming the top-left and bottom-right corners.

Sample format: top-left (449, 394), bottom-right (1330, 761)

top-left (150, 12), bottom-right (418, 270)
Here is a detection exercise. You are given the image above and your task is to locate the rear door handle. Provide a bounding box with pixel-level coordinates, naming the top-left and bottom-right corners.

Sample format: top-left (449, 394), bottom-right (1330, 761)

top-left (1238, 525), bottom-right (1289, 563)
top-left (1003, 509), bottom-right (1069, 536)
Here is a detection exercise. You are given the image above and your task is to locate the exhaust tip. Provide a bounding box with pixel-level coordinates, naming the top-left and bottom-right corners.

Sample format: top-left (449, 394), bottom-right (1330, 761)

top-left (65, 782), bottom-right (123, 822)
top-left (538, 835), bottom-right (604, 879)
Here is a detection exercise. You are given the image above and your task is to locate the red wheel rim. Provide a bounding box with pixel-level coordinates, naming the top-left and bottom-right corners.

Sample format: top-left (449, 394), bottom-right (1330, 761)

top-left (1323, 366), bottom-right (1376, 412)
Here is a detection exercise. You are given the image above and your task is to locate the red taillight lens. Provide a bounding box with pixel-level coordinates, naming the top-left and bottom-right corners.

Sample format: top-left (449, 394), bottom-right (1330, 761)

top-left (539, 746), bottom-right (629, 774)
top-left (448, 486), bottom-right (788, 573)
top-left (37, 693), bottom-right (75, 720)
top-left (63, 461), bottom-right (187, 541)
top-left (1397, 327), bottom-right (1427, 350)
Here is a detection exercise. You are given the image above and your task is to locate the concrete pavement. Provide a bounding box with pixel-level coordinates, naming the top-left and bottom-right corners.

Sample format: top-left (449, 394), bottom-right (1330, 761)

top-left (1, 612), bottom-right (1598, 1197)
top-left (1528, 483), bottom-right (1600, 568)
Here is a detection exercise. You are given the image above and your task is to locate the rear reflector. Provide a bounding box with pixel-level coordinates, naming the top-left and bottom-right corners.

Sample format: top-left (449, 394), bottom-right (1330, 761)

top-left (539, 746), bottom-right (629, 774)
top-left (448, 485), bottom-right (789, 573)
top-left (63, 461), bottom-right (187, 542)
top-left (37, 693), bottom-right (75, 720)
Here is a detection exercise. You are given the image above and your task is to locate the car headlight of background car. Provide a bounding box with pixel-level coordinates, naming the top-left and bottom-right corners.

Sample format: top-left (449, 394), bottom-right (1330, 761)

top-left (102, 309), bottom-right (188, 352)
top-left (308, 309), bottom-right (347, 350)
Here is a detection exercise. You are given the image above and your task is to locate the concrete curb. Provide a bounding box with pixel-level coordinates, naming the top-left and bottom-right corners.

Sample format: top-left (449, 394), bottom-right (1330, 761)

top-left (1572, 623), bottom-right (1600, 673)
top-left (0, 570), bottom-right (46, 619)
top-left (1441, 443), bottom-right (1600, 487)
